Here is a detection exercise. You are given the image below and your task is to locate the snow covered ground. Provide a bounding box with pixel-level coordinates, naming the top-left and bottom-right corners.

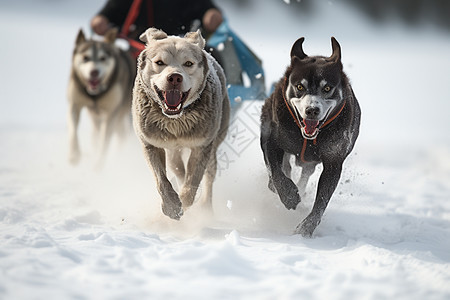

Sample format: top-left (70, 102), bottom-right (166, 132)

top-left (1, 0), bottom-right (450, 299)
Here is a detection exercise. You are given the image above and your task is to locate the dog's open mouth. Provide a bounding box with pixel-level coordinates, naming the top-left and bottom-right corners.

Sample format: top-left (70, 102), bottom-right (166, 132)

top-left (301, 119), bottom-right (320, 139)
top-left (155, 85), bottom-right (190, 116)
top-left (87, 78), bottom-right (101, 93)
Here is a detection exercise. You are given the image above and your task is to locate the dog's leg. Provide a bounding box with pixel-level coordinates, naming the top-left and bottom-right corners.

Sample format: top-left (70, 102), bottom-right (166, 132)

top-left (261, 125), bottom-right (276, 193)
top-left (88, 111), bottom-right (102, 150)
top-left (282, 153), bottom-right (292, 178)
top-left (295, 160), bottom-right (343, 237)
top-left (261, 133), bottom-right (300, 210)
top-left (142, 143), bottom-right (183, 220)
top-left (95, 117), bottom-right (115, 169)
top-left (179, 144), bottom-right (213, 208)
top-left (166, 148), bottom-right (186, 189)
top-left (68, 103), bottom-right (81, 165)
top-left (297, 163), bottom-right (316, 196)
top-left (268, 153), bottom-right (292, 193)
top-left (197, 147), bottom-right (218, 213)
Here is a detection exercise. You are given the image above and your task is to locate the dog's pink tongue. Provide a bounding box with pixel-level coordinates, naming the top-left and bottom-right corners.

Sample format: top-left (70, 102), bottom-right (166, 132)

top-left (165, 90), bottom-right (182, 108)
top-left (304, 119), bottom-right (319, 135)
top-left (89, 79), bottom-right (100, 88)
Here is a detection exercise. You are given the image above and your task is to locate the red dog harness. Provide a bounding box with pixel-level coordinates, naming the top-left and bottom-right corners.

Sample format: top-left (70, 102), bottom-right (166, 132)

top-left (120, 0), bottom-right (152, 58)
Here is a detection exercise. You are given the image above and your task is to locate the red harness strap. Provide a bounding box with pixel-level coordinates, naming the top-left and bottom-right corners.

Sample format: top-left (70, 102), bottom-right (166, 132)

top-left (281, 77), bottom-right (346, 163)
top-left (127, 39), bottom-right (146, 58)
top-left (120, 0), bottom-right (149, 59)
top-left (121, 0), bottom-right (143, 37)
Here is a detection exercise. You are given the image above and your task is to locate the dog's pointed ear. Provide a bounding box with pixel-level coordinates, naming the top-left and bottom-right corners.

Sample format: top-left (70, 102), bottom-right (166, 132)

top-left (290, 37), bottom-right (307, 60)
top-left (139, 28), bottom-right (168, 44)
top-left (330, 37), bottom-right (341, 62)
top-left (104, 27), bottom-right (118, 44)
top-left (76, 28), bottom-right (86, 45)
top-left (184, 30), bottom-right (206, 49)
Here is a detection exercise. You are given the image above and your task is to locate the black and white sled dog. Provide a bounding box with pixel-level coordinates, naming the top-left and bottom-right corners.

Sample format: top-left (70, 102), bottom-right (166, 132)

top-left (67, 28), bottom-right (136, 167)
top-left (132, 28), bottom-right (230, 220)
top-left (260, 37), bottom-right (361, 237)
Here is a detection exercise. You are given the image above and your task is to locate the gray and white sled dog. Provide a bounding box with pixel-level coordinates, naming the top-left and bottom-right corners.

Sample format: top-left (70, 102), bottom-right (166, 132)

top-left (132, 28), bottom-right (230, 220)
top-left (260, 37), bottom-right (361, 237)
top-left (67, 28), bottom-right (136, 167)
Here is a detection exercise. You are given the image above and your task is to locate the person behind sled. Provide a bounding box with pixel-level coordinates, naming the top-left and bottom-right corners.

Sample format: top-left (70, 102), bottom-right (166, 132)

top-left (91, 0), bottom-right (266, 105)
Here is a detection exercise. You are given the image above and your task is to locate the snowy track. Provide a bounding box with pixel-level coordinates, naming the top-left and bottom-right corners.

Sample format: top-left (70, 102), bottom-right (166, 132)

top-left (1, 108), bottom-right (449, 299)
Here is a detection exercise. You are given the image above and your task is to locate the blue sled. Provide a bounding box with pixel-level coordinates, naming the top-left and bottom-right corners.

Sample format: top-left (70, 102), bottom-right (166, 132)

top-left (207, 20), bottom-right (266, 107)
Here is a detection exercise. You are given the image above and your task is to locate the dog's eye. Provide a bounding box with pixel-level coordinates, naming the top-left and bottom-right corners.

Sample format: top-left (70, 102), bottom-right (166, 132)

top-left (83, 56), bottom-right (90, 62)
top-left (155, 60), bottom-right (165, 66)
top-left (98, 56), bottom-right (107, 62)
top-left (184, 61), bottom-right (194, 67)
top-left (323, 86), bottom-right (332, 93)
top-left (297, 84), bottom-right (305, 91)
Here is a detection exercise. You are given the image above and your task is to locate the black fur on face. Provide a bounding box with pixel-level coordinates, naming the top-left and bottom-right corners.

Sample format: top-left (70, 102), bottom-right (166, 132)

top-left (287, 57), bottom-right (343, 100)
top-left (286, 37), bottom-right (344, 101)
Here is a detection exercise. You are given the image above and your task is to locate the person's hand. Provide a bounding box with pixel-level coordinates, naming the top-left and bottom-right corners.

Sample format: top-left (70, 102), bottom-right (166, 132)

top-left (202, 8), bottom-right (223, 33)
top-left (91, 15), bottom-right (111, 36)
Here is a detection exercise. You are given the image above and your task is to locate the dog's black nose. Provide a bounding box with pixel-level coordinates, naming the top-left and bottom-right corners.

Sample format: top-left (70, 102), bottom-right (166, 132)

top-left (168, 73), bottom-right (183, 86)
top-left (90, 69), bottom-right (99, 78)
top-left (305, 106), bottom-right (320, 118)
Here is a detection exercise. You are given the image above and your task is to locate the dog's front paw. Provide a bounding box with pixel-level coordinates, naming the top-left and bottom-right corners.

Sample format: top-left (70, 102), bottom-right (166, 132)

top-left (277, 179), bottom-right (301, 210)
top-left (267, 177), bottom-right (276, 193)
top-left (161, 201), bottom-right (184, 220)
top-left (294, 215), bottom-right (320, 238)
top-left (179, 188), bottom-right (195, 209)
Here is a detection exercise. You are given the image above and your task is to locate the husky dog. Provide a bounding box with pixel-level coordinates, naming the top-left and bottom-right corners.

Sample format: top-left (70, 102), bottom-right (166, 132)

top-left (132, 28), bottom-right (230, 220)
top-left (260, 37), bottom-right (361, 237)
top-left (67, 28), bottom-right (136, 166)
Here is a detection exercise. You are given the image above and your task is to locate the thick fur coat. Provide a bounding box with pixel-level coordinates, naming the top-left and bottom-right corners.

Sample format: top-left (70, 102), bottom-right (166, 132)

top-left (132, 28), bottom-right (230, 219)
top-left (67, 28), bottom-right (135, 167)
